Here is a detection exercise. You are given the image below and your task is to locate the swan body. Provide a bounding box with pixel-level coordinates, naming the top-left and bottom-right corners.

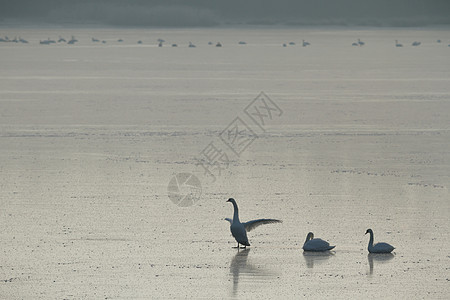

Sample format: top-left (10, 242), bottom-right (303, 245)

top-left (365, 229), bottom-right (395, 253)
top-left (395, 40), bottom-right (403, 47)
top-left (225, 198), bottom-right (281, 248)
top-left (303, 232), bottom-right (335, 251)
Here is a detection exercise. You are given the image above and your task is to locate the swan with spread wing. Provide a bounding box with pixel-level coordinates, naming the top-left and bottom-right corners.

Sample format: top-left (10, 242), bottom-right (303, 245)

top-left (225, 198), bottom-right (282, 248)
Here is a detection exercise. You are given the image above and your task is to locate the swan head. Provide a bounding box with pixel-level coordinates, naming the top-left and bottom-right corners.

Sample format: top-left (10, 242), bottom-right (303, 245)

top-left (226, 198), bottom-right (236, 204)
top-left (305, 232), bottom-right (314, 243)
top-left (365, 229), bottom-right (373, 235)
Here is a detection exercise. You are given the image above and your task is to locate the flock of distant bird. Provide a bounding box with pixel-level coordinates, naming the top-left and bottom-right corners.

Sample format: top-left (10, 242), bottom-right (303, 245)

top-left (1, 35), bottom-right (449, 47)
top-left (226, 198), bottom-right (395, 253)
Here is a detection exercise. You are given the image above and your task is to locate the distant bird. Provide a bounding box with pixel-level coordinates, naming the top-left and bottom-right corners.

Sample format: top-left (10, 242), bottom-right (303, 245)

top-left (302, 39), bottom-right (310, 47)
top-left (208, 41), bottom-right (213, 45)
top-left (40, 38), bottom-right (55, 45)
top-left (188, 42), bottom-right (196, 48)
top-left (365, 229), bottom-right (395, 253)
top-left (102, 40), bottom-right (106, 44)
top-left (92, 37), bottom-right (99, 42)
top-left (158, 41), bottom-right (163, 47)
top-left (302, 232), bottom-right (335, 252)
top-left (172, 43), bottom-right (178, 47)
top-left (216, 42), bottom-right (222, 47)
top-left (57, 36), bottom-right (66, 43)
top-left (137, 40), bottom-right (142, 44)
top-left (68, 36), bottom-right (77, 44)
top-left (11, 37), bottom-right (18, 43)
top-left (117, 39), bottom-right (123, 42)
top-left (358, 38), bottom-right (365, 46)
top-left (352, 42), bottom-right (358, 46)
top-left (225, 198), bottom-right (282, 248)
top-left (395, 40), bottom-right (403, 47)
top-left (238, 41), bottom-right (247, 45)
top-left (289, 41), bottom-right (295, 45)
top-left (437, 39), bottom-right (441, 43)
top-left (19, 37), bottom-right (28, 43)
top-left (157, 38), bottom-right (165, 43)
top-left (412, 41), bottom-right (421, 46)
top-left (282, 43), bottom-right (287, 47)
top-left (0, 37), bottom-right (6, 42)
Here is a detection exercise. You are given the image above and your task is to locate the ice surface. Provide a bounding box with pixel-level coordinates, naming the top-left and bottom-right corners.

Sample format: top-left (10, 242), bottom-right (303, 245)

top-left (0, 27), bottom-right (449, 298)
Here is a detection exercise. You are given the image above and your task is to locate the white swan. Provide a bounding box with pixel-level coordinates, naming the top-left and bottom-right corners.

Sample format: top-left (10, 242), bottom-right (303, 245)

top-left (365, 229), bottom-right (395, 253)
top-left (225, 198), bottom-right (282, 248)
top-left (302, 232), bottom-right (335, 251)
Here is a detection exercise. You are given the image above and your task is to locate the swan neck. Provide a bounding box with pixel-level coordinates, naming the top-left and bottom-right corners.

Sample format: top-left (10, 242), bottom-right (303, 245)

top-left (368, 231), bottom-right (374, 248)
top-left (232, 201), bottom-right (240, 222)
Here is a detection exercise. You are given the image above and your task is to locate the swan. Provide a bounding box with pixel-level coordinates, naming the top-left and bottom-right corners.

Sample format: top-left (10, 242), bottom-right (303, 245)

top-left (412, 41), bottom-right (421, 46)
top-left (68, 36), bottom-right (77, 44)
top-left (188, 42), bottom-right (196, 48)
top-left (365, 229), bottom-right (395, 253)
top-left (225, 198), bottom-right (282, 248)
top-left (358, 38), bottom-right (365, 46)
top-left (302, 40), bottom-right (310, 47)
top-left (395, 40), bottom-right (403, 47)
top-left (302, 232), bottom-right (335, 251)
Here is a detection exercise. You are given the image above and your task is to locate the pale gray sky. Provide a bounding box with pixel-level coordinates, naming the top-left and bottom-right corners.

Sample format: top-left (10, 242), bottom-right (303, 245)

top-left (1, 0), bottom-right (449, 27)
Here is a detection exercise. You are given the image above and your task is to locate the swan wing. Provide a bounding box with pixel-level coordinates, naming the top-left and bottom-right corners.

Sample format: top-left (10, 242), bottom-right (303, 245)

top-left (303, 238), bottom-right (335, 251)
top-left (225, 218), bottom-right (233, 224)
top-left (372, 242), bottom-right (395, 253)
top-left (243, 219), bottom-right (282, 232)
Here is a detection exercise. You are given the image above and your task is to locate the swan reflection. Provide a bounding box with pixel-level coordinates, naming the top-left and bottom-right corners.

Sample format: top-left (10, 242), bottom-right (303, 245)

top-left (303, 251), bottom-right (334, 268)
top-left (229, 249), bottom-right (275, 297)
top-left (367, 253), bottom-right (394, 275)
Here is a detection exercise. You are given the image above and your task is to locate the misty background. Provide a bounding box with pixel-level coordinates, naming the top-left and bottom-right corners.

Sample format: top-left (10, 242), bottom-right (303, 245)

top-left (1, 0), bottom-right (450, 27)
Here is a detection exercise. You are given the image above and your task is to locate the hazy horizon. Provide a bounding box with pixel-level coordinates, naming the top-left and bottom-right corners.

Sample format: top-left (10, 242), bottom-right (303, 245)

top-left (1, 0), bottom-right (450, 28)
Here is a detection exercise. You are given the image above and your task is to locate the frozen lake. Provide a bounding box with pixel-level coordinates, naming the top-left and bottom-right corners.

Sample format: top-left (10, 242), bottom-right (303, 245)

top-left (1, 26), bottom-right (449, 298)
